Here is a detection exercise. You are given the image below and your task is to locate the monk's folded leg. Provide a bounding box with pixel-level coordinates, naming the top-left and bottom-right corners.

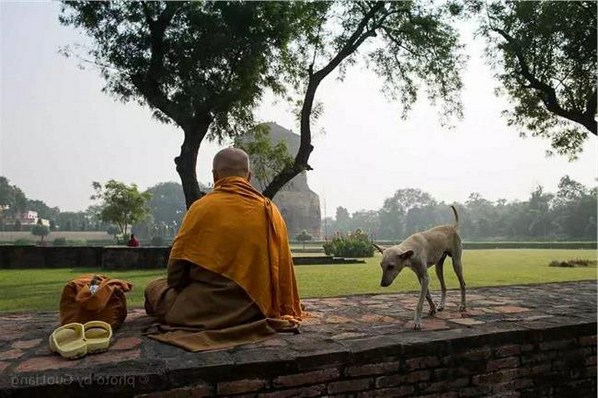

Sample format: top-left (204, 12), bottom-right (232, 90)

top-left (144, 277), bottom-right (177, 321)
top-left (163, 266), bottom-right (264, 330)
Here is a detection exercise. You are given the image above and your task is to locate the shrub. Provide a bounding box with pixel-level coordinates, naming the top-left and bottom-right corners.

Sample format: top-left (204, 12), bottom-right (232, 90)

top-left (53, 237), bottom-right (68, 246)
top-left (150, 236), bottom-right (164, 246)
top-left (14, 238), bottom-right (33, 246)
top-left (549, 259), bottom-right (596, 268)
top-left (70, 240), bottom-right (87, 246)
top-left (295, 230), bottom-right (313, 249)
top-left (323, 230), bottom-right (375, 258)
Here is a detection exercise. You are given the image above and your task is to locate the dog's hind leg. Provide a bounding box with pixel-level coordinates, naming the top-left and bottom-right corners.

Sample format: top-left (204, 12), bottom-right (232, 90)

top-left (435, 253), bottom-right (448, 311)
top-left (452, 251), bottom-right (467, 312)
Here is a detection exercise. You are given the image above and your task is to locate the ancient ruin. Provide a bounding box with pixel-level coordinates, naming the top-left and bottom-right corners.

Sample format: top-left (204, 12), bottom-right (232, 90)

top-left (242, 122), bottom-right (321, 238)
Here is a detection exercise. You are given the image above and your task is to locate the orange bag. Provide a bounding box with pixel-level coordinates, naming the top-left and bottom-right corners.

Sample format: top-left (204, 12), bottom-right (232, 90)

top-left (59, 274), bottom-right (133, 329)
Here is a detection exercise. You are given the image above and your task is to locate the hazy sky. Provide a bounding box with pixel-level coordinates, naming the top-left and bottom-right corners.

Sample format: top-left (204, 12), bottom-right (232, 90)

top-left (1, 2), bottom-right (596, 218)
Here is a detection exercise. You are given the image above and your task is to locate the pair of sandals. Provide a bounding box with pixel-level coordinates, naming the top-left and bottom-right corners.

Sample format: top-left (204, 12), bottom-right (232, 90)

top-left (49, 321), bottom-right (112, 359)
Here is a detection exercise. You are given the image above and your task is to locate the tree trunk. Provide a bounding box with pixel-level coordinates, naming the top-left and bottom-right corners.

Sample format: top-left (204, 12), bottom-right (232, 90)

top-left (176, 122), bottom-right (210, 209)
top-left (262, 76), bottom-right (320, 199)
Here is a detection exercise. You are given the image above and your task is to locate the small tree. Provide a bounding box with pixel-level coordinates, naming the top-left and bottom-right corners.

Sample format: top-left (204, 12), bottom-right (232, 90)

top-left (295, 229), bottom-right (313, 250)
top-left (91, 180), bottom-right (152, 242)
top-left (234, 124), bottom-right (294, 192)
top-left (31, 224), bottom-right (50, 244)
top-left (106, 225), bottom-right (119, 241)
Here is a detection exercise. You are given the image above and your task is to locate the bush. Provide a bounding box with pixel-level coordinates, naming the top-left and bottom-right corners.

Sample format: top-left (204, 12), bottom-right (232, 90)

top-left (549, 259), bottom-right (596, 268)
top-left (69, 240), bottom-right (88, 246)
top-left (295, 230), bottom-right (313, 249)
top-left (323, 230), bottom-right (375, 258)
top-left (150, 236), bottom-right (164, 246)
top-left (14, 238), bottom-right (33, 246)
top-left (53, 237), bottom-right (68, 246)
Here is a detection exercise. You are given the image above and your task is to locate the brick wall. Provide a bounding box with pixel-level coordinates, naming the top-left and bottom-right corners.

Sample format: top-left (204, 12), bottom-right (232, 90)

top-left (0, 246), bottom-right (169, 269)
top-left (138, 332), bottom-right (596, 398)
top-left (0, 246), bottom-right (355, 268)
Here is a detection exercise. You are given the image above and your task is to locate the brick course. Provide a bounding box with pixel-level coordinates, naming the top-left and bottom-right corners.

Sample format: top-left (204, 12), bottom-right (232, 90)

top-left (138, 332), bottom-right (596, 398)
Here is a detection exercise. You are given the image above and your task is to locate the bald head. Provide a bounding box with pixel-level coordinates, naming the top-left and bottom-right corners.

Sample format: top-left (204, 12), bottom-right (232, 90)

top-left (212, 147), bottom-right (251, 182)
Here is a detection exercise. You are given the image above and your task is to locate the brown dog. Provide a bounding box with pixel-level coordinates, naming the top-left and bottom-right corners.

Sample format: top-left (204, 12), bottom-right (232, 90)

top-left (373, 205), bottom-right (466, 330)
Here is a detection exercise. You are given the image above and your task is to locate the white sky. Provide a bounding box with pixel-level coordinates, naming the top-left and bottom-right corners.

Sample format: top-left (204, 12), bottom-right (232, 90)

top-left (1, 2), bottom-right (596, 217)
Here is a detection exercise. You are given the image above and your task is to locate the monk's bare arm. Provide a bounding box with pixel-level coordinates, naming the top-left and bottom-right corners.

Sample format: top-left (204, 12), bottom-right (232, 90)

top-left (167, 259), bottom-right (191, 291)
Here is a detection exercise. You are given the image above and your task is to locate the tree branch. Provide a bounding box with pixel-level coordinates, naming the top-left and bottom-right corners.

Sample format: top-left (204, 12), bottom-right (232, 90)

top-left (316, 2), bottom-right (386, 80)
top-left (131, 3), bottom-right (192, 129)
top-left (263, 2), bottom-right (390, 198)
top-left (493, 27), bottom-right (597, 135)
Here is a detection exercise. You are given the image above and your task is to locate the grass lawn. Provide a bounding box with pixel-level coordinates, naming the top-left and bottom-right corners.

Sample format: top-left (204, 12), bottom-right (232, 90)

top-left (0, 249), bottom-right (595, 313)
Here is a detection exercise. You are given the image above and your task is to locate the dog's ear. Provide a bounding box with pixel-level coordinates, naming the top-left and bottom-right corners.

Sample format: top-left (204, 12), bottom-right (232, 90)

top-left (399, 250), bottom-right (414, 259)
top-left (372, 243), bottom-right (386, 254)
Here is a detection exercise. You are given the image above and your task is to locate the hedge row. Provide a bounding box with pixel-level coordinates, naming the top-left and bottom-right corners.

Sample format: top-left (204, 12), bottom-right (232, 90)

top-left (373, 241), bottom-right (597, 250)
top-left (289, 241), bottom-right (597, 250)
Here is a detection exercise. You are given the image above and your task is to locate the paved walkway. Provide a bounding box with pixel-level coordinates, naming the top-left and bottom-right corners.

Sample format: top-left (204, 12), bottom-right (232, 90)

top-left (0, 281), bottom-right (596, 396)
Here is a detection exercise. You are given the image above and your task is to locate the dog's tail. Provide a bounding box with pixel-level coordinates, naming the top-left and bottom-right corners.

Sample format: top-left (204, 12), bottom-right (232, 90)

top-left (450, 205), bottom-right (459, 227)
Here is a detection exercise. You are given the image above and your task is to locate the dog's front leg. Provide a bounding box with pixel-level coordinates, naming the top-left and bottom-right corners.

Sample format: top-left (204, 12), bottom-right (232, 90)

top-left (414, 273), bottom-right (430, 330)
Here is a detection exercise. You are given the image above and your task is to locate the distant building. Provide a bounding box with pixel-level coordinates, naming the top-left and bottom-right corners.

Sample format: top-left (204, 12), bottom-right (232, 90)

top-left (240, 123), bottom-right (321, 238)
top-left (4, 210), bottom-right (50, 228)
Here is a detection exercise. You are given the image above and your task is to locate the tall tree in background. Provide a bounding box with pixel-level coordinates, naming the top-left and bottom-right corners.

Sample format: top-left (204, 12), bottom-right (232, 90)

top-left (0, 177), bottom-right (27, 220)
top-left (26, 199), bottom-right (60, 226)
top-left (144, 182), bottom-right (187, 227)
top-left (478, 1), bottom-right (597, 159)
top-left (59, 1), bottom-right (320, 208)
top-left (263, 1), bottom-right (466, 198)
top-left (552, 175), bottom-right (596, 239)
top-left (91, 180), bottom-right (152, 240)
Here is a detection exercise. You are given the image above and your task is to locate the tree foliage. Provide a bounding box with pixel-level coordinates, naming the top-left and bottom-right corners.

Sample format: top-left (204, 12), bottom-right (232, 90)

top-left (326, 176), bottom-right (597, 242)
top-left (133, 181), bottom-right (205, 241)
top-left (0, 176), bottom-right (27, 220)
top-left (264, 1), bottom-right (466, 197)
top-left (59, 1), bottom-right (466, 204)
top-left (59, 1), bottom-right (322, 208)
top-left (90, 180), bottom-right (152, 239)
top-left (31, 224), bottom-right (50, 243)
top-left (477, 0), bottom-right (597, 159)
top-left (144, 181), bottom-right (187, 227)
top-left (27, 199), bottom-right (60, 226)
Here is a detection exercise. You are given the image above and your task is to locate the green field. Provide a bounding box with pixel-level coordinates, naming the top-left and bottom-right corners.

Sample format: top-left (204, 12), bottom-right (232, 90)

top-left (0, 249), bottom-right (595, 312)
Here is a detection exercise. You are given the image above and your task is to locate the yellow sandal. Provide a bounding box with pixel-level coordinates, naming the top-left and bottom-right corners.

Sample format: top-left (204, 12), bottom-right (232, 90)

top-left (48, 323), bottom-right (87, 359)
top-left (84, 321), bottom-right (112, 353)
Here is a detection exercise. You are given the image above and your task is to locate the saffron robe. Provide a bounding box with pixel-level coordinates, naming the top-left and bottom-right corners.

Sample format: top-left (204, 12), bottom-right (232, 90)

top-left (143, 177), bottom-right (302, 351)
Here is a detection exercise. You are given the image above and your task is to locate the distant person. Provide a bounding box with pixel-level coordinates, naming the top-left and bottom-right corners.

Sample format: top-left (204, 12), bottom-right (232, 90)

top-left (144, 147), bottom-right (302, 351)
top-left (127, 234), bottom-right (140, 247)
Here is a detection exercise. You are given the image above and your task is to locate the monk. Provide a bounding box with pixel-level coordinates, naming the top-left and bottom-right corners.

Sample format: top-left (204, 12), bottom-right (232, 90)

top-left (143, 147), bottom-right (303, 351)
